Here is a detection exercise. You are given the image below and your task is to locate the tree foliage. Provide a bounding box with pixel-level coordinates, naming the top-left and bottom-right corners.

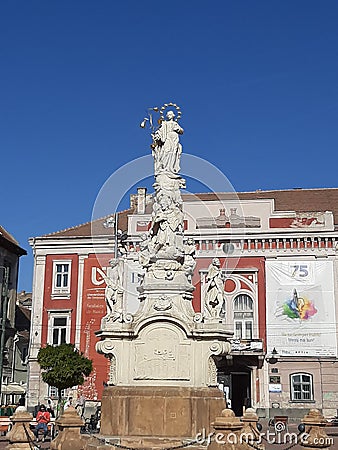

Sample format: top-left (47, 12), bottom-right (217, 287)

top-left (37, 344), bottom-right (93, 403)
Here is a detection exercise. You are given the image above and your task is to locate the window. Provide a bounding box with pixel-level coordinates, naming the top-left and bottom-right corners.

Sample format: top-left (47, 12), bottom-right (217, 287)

top-left (233, 294), bottom-right (253, 339)
top-left (290, 373), bottom-right (313, 401)
top-left (131, 272), bottom-right (138, 283)
top-left (48, 311), bottom-right (71, 345)
top-left (49, 386), bottom-right (67, 398)
top-left (52, 317), bottom-right (67, 345)
top-left (52, 261), bottom-right (71, 297)
top-left (1, 264), bottom-right (10, 299)
top-left (21, 346), bottom-right (28, 364)
top-left (269, 376), bottom-right (281, 384)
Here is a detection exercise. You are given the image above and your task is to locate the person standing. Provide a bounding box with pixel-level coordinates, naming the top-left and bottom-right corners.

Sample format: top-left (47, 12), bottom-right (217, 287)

top-left (75, 394), bottom-right (85, 418)
top-left (34, 404), bottom-right (50, 442)
top-left (17, 394), bottom-right (26, 407)
top-left (47, 398), bottom-right (55, 417)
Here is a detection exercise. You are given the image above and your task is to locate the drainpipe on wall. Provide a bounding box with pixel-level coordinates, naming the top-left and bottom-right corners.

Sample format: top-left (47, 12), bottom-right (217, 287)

top-left (0, 266), bottom-right (10, 398)
top-left (11, 333), bottom-right (19, 382)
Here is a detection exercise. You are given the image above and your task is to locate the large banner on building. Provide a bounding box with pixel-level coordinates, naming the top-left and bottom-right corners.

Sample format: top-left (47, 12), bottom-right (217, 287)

top-left (79, 254), bottom-right (110, 400)
top-left (266, 260), bottom-right (337, 357)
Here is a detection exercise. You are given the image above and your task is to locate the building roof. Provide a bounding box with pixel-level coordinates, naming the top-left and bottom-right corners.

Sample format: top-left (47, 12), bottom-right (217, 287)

top-left (15, 305), bottom-right (31, 333)
top-left (41, 207), bottom-right (133, 238)
top-left (0, 226), bottom-right (27, 256)
top-left (191, 188), bottom-right (338, 221)
top-left (38, 188), bottom-right (338, 238)
top-left (17, 291), bottom-right (32, 308)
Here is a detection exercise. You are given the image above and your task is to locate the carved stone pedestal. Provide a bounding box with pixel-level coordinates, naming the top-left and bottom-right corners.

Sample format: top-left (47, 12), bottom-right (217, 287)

top-left (300, 409), bottom-right (332, 449)
top-left (5, 407), bottom-right (35, 450)
top-left (207, 409), bottom-right (252, 450)
top-left (99, 386), bottom-right (225, 445)
top-left (50, 406), bottom-right (90, 450)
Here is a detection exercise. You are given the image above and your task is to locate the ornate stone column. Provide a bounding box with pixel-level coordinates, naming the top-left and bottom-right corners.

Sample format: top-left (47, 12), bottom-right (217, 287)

top-left (95, 104), bottom-right (232, 444)
top-left (50, 406), bottom-right (89, 450)
top-left (300, 409), bottom-right (333, 449)
top-left (5, 406), bottom-right (35, 450)
top-left (240, 408), bottom-right (264, 450)
top-left (207, 409), bottom-right (252, 450)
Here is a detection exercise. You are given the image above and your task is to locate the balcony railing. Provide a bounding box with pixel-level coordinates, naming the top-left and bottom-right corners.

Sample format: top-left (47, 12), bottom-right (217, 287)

top-left (230, 338), bottom-right (263, 352)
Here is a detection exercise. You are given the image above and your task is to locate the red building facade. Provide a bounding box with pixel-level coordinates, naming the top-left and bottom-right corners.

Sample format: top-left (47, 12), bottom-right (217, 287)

top-left (27, 188), bottom-right (338, 418)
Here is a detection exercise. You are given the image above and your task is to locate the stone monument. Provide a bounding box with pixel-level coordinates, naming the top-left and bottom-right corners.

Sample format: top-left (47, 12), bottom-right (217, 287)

top-left (95, 103), bottom-right (233, 447)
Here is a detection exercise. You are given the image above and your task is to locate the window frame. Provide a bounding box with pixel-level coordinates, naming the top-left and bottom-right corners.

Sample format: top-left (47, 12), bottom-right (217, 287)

top-left (290, 372), bottom-right (314, 402)
top-left (51, 260), bottom-right (72, 298)
top-left (48, 385), bottom-right (67, 399)
top-left (233, 294), bottom-right (254, 340)
top-left (47, 310), bottom-right (71, 346)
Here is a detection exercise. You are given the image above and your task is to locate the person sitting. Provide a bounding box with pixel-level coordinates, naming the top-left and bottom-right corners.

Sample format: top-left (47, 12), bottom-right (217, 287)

top-left (34, 404), bottom-right (50, 442)
top-left (64, 396), bottom-right (73, 410)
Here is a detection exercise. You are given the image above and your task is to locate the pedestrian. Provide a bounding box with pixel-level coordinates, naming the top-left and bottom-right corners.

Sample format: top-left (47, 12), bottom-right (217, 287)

top-left (34, 403), bottom-right (40, 418)
top-left (64, 396), bottom-right (73, 410)
top-left (75, 394), bottom-right (85, 418)
top-left (17, 394), bottom-right (26, 407)
top-left (34, 404), bottom-right (50, 442)
top-left (47, 397), bottom-right (55, 417)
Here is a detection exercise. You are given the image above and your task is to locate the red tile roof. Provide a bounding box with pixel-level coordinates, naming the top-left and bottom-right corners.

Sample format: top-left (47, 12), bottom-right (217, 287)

top-left (0, 226), bottom-right (27, 255)
top-left (0, 226), bottom-right (20, 245)
top-left (44, 208), bottom-right (133, 237)
top-left (42, 188), bottom-right (338, 238)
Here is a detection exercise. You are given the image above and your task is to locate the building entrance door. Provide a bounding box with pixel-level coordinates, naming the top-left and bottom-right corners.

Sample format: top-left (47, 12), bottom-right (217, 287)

top-left (218, 369), bottom-right (251, 417)
top-left (231, 372), bottom-right (250, 417)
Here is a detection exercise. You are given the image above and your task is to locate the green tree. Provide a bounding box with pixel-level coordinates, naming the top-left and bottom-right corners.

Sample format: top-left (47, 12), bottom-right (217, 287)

top-left (37, 343), bottom-right (93, 414)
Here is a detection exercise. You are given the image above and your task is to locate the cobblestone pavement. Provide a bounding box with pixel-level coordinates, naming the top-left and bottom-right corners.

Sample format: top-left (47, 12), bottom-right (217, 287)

top-left (255, 422), bottom-right (338, 450)
top-left (0, 434), bottom-right (50, 449)
top-left (0, 424), bottom-right (337, 450)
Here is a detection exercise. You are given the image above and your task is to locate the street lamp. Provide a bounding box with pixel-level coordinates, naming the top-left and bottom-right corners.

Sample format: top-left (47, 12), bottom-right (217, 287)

top-left (0, 266), bottom-right (10, 399)
top-left (266, 347), bottom-right (279, 365)
top-left (103, 213), bottom-right (128, 258)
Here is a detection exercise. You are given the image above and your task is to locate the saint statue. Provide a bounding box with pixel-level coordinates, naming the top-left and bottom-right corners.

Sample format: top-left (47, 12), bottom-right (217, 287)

top-left (149, 192), bottom-right (184, 259)
top-left (183, 238), bottom-right (196, 281)
top-left (152, 110), bottom-right (184, 175)
top-left (204, 258), bottom-right (226, 318)
top-left (139, 103), bottom-right (185, 267)
top-left (104, 258), bottom-right (123, 315)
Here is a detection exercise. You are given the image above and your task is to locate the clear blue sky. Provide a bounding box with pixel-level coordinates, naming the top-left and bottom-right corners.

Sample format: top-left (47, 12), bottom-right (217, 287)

top-left (1, 1), bottom-right (337, 291)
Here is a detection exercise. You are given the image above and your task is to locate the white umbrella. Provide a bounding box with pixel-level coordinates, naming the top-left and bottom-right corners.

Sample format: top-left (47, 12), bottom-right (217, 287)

top-left (1, 383), bottom-right (26, 395)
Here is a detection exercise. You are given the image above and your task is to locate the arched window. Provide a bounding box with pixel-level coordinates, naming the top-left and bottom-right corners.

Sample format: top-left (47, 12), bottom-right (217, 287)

top-left (290, 373), bottom-right (313, 401)
top-left (233, 294), bottom-right (253, 340)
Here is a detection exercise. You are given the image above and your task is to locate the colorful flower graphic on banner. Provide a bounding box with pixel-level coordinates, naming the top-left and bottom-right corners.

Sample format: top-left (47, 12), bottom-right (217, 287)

top-left (282, 288), bottom-right (317, 320)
